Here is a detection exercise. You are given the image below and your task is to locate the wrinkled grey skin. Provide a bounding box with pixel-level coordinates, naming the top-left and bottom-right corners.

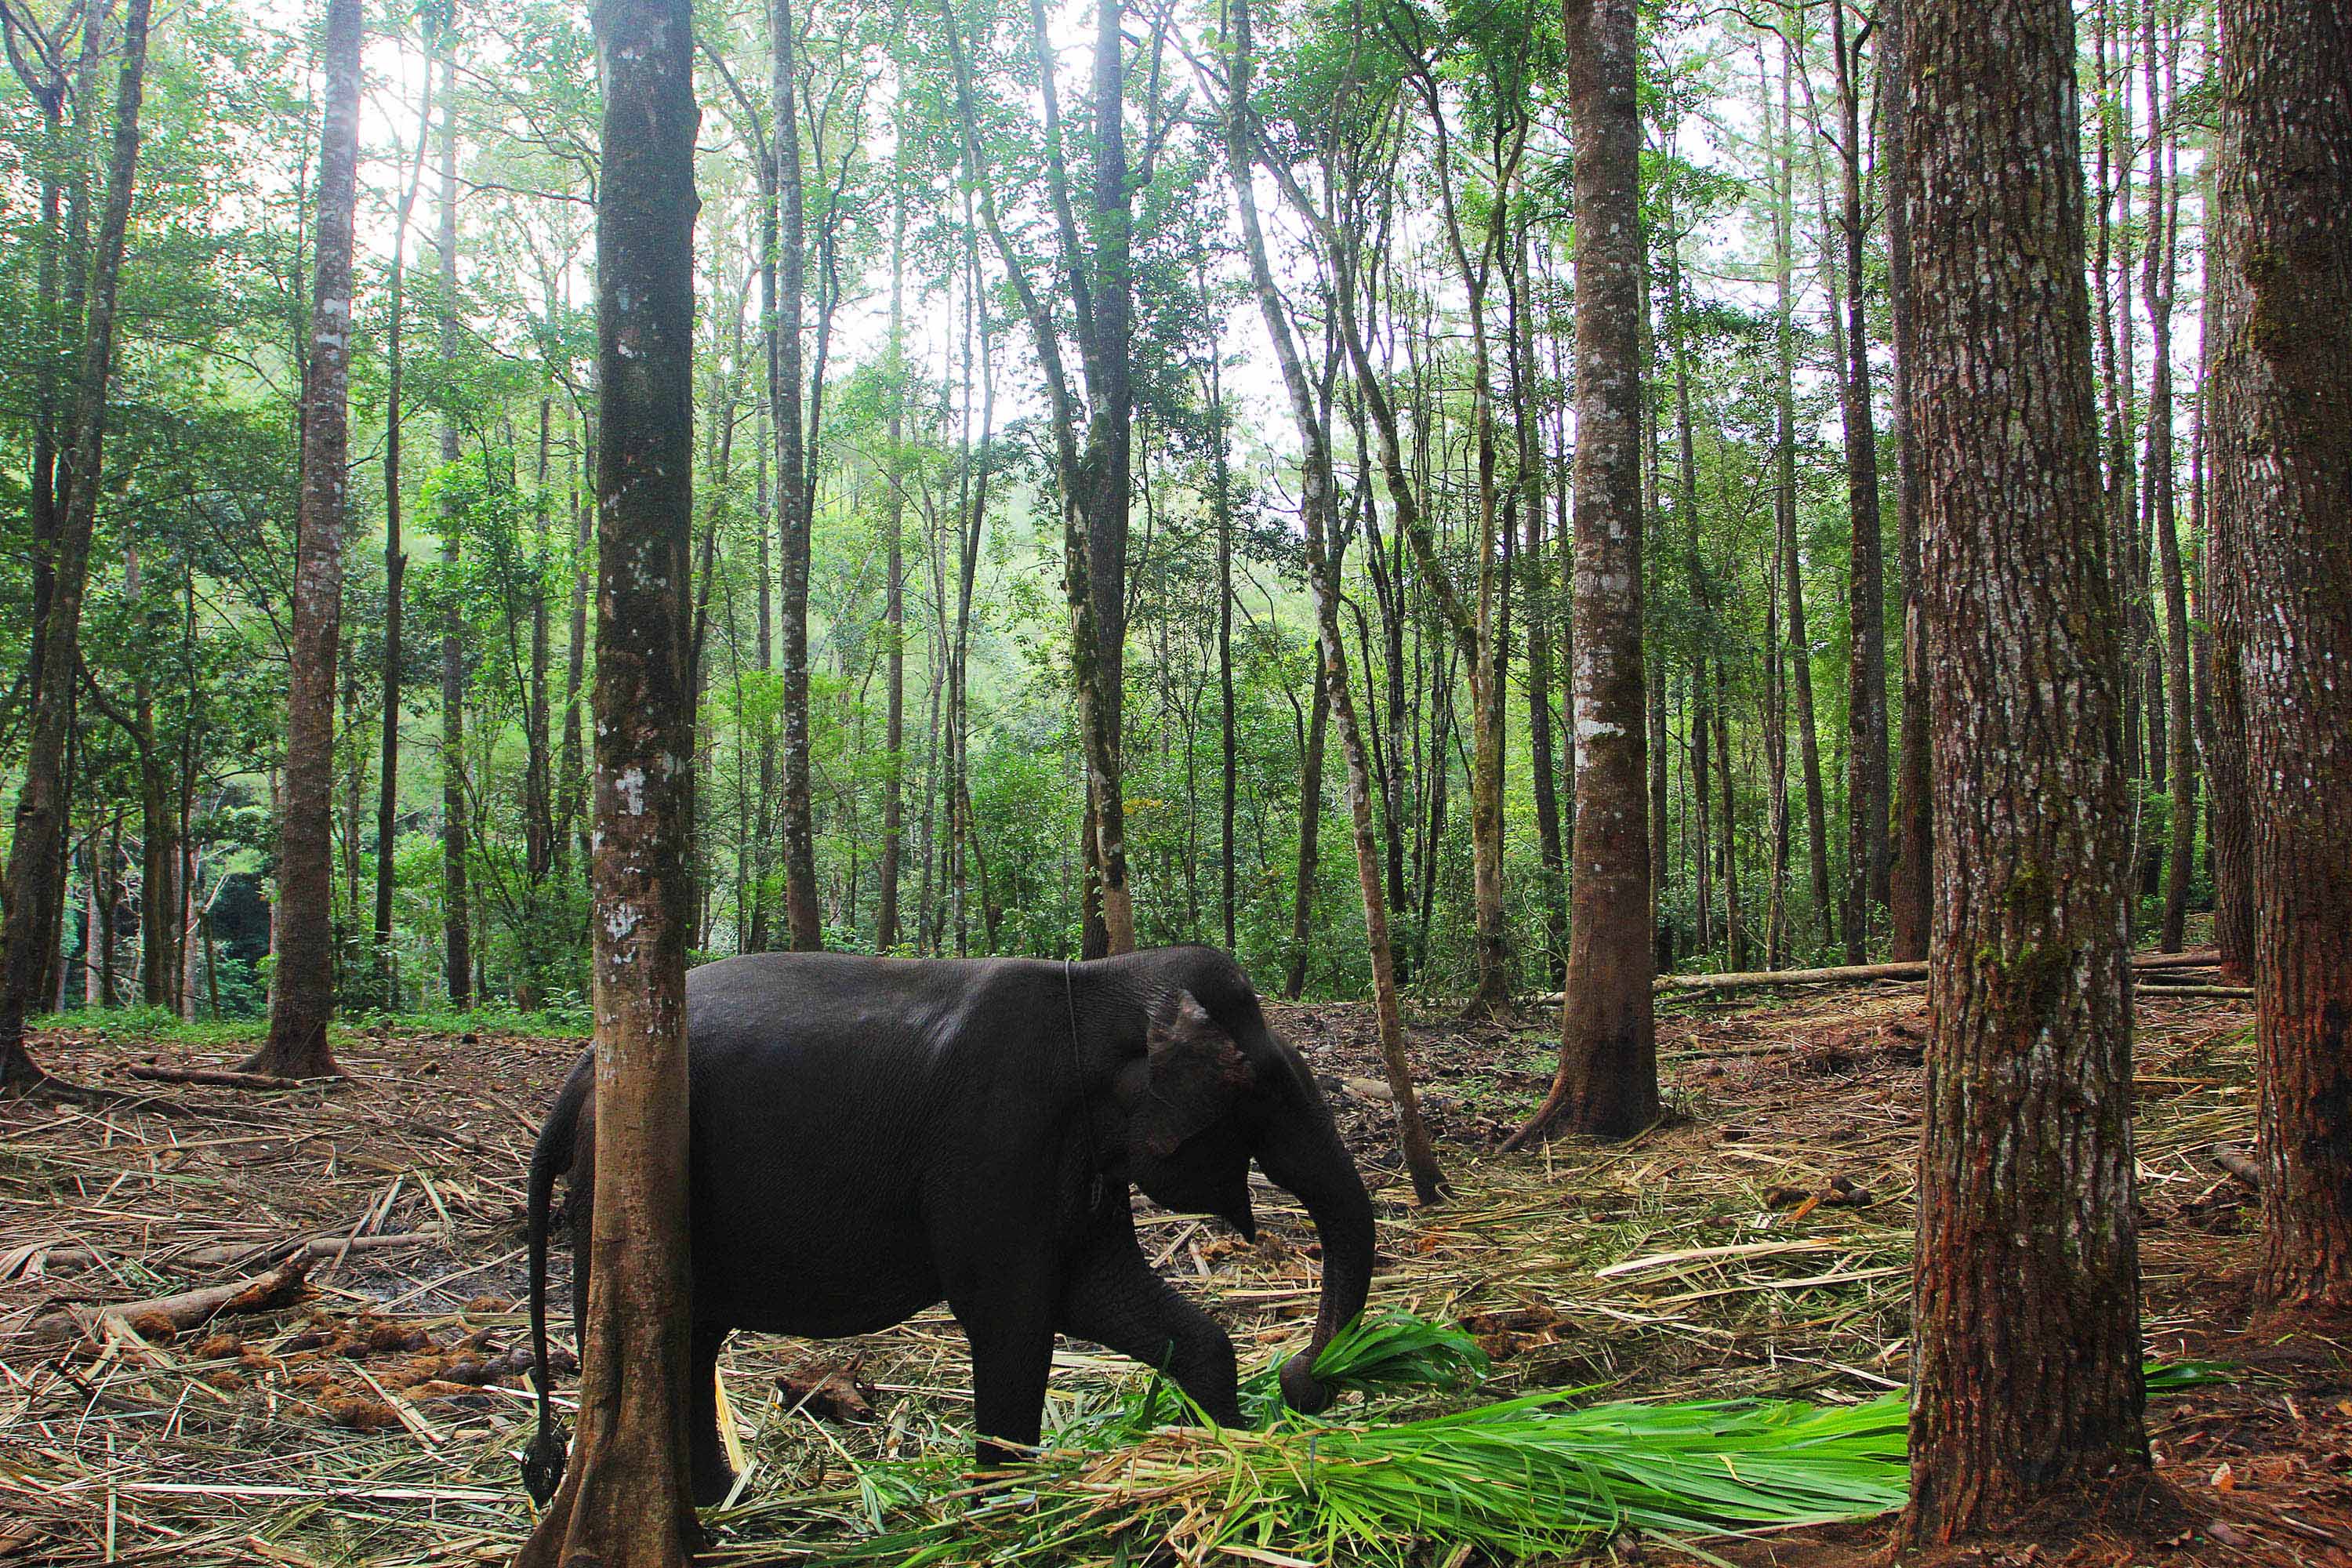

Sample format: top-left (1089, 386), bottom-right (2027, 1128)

top-left (521, 946), bottom-right (1376, 1505)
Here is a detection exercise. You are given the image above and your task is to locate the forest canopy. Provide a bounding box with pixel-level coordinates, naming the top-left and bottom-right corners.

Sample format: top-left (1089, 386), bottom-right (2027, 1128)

top-left (0, 0), bottom-right (2213, 1021)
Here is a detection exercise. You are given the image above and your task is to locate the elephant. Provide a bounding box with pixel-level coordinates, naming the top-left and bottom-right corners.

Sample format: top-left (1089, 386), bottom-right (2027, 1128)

top-left (519, 945), bottom-right (1376, 1507)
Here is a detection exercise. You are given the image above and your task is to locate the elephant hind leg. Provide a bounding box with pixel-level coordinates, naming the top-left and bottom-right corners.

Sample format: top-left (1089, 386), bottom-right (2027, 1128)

top-left (688, 1324), bottom-right (735, 1507)
top-left (1058, 1242), bottom-right (1240, 1427)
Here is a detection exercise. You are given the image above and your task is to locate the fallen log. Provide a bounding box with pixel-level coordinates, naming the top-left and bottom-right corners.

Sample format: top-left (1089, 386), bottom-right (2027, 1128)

top-left (1661, 961), bottom-right (1926, 992)
top-left (1515, 948), bottom-right (2238, 1005)
top-left (2134, 985), bottom-right (2255, 1000)
top-left (1520, 963), bottom-right (1925, 1006)
top-left (118, 1065), bottom-right (328, 1091)
top-left (183, 1231), bottom-right (445, 1271)
top-left (2213, 1146), bottom-right (2266, 1190)
top-left (10, 1230), bottom-right (448, 1282)
top-left (2135, 950), bottom-right (2222, 971)
top-left (0, 1240), bottom-right (98, 1279)
top-left (27, 1254), bottom-right (312, 1344)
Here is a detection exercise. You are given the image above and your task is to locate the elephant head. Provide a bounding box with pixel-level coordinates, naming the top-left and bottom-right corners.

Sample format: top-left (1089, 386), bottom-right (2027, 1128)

top-left (1116, 953), bottom-right (1377, 1415)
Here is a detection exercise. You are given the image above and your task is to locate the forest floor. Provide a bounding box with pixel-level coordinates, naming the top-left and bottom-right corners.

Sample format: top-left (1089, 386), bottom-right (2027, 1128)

top-left (2, 970), bottom-right (2347, 1567)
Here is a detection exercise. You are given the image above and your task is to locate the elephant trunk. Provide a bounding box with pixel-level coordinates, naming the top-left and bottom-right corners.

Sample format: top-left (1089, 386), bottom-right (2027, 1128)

top-left (1257, 1100), bottom-right (1376, 1414)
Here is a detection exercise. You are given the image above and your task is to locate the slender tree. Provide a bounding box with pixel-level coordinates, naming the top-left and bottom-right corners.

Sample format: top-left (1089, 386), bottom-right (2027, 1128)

top-left (1507, 0), bottom-right (1653, 1145)
top-left (1508, 225), bottom-right (1566, 986)
top-left (1880, 0), bottom-right (1930, 963)
top-left (1896, 0), bottom-right (2147, 1541)
top-left (0, 0), bottom-right (151, 1091)
top-left (376, 37), bottom-right (437, 1006)
top-left (772, 0), bottom-right (822, 951)
top-left (253, 0), bottom-right (364, 1080)
top-left (2144, 0), bottom-right (2194, 953)
top-left (1210, 350), bottom-right (1238, 954)
top-left (1284, 662), bottom-right (1328, 1001)
top-left (1830, 0), bottom-right (1887, 962)
top-left (1226, 0), bottom-right (1444, 1200)
top-left (2214, 0), bottom-right (2352, 1311)
top-left (511, 0), bottom-right (700, 1559)
top-left (436, 51), bottom-right (473, 1007)
top-left (875, 157), bottom-right (909, 953)
top-left (937, 0), bottom-right (1138, 954)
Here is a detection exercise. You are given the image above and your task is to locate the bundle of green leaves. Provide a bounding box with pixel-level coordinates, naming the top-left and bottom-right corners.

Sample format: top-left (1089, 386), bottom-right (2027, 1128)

top-left (808, 1319), bottom-right (2234, 1565)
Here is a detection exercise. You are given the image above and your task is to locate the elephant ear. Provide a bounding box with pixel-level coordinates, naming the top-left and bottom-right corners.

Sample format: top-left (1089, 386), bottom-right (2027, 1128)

top-left (1137, 989), bottom-right (1253, 1160)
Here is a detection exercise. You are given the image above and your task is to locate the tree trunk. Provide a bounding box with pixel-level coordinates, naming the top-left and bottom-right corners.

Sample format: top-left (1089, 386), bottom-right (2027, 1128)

top-left (373, 38), bottom-right (433, 1010)
top-left (1226, 3), bottom-right (1443, 1200)
top-left (876, 170), bottom-right (907, 953)
top-left (1670, 234), bottom-right (1711, 960)
top-left (746, 194), bottom-right (776, 955)
top-left (118, 535), bottom-right (181, 1011)
top-left (1078, 0), bottom-right (1136, 957)
top-left (1896, 0), bottom-right (2148, 1542)
top-left (1214, 359), bottom-right (1238, 953)
top-left (1512, 226), bottom-right (1566, 988)
top-left (2216, 0), bottom-right (2352, 1312)
top-left (1715, 660), bottom-right (1745, 973)
top-left (16, 0), bottom-right (111, 746)
top-left (1881, 0), bottom-right (1932, 964)
top-left (949, 198), bottom-right (994, 956)
top-left (0, 0), bottom-right (150, 1090)
top-left (1832, 0), bottom-right (1888, 962)
top-left (2203, 69), bottom-right (2255, 985)
top-left (2143, 4), bottom-right (2194, 955)
top-left (435, 53), bottom-right (471, 1009)
top-left (1775, 31), bottom-right (1835, 959)
top-left (773, 0), bottom-right (821, 952)
top-left (510, 0), bottom-right (700, 1559)
top-left (252, 0), bottom-right (361, 1080)
top-left (1284, 662), bottom-right (1329, 1001)
top-left (1508, 0), bottom-right (1654, 1145)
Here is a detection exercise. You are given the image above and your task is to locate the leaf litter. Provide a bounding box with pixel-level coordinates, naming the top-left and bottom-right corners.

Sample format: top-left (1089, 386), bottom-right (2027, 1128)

top-left (2, 973), bottom-right (2344, 1566)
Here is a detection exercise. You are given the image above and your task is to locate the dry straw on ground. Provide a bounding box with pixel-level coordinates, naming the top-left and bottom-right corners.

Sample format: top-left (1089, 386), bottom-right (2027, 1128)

top-left (0, 973), bottom-right (2320, 1566)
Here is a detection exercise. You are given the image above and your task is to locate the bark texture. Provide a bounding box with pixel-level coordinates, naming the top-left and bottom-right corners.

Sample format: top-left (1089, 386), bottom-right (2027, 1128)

top-left (510, 0), bottom-right (701, 1560)
top-left (254, 0), bottom-right (362, 1081)
top-left (1896, 0), bottom-right (2147, 1543)
top-left (2214, 0), bottom-right (2352, 1311)
top-left (1509, 0), bottom-right (1655, 1145)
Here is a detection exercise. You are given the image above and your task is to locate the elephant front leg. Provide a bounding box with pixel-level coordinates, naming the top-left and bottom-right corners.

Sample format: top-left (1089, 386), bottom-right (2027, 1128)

top-left (946, 1281), bottom-right (1058, 1464)
top-left (688, 1324), bottom-right (735, 1507)
top-left (1059, 1241), bottom-right (1241, 1427)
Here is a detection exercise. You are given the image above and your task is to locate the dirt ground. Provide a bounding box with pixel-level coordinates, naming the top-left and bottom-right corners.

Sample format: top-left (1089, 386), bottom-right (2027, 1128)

top-left (2, 974), bottom-right (2346, 1567)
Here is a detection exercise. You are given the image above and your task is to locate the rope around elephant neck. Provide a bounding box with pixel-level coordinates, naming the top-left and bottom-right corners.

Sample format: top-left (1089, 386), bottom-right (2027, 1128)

top-left (1065, 958), bottom-right (1107, 1212)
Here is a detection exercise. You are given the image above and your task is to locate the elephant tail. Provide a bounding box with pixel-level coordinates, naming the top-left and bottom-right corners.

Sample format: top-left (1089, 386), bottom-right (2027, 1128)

top-left (520, 1059), bottom-right (588, 1505)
